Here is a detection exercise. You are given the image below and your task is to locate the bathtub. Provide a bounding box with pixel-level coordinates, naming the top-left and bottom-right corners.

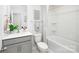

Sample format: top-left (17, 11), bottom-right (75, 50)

top-left (47, 35), bottom-right (78, 53)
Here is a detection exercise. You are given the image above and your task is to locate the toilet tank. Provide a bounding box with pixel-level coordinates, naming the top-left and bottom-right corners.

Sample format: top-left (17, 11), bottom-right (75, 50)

top-left (34, 33), bottom-right (42, 43)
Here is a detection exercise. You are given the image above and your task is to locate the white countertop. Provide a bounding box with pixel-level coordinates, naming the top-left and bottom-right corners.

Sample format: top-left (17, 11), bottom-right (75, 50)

top-left (2, 31), bottom-right (32, 40)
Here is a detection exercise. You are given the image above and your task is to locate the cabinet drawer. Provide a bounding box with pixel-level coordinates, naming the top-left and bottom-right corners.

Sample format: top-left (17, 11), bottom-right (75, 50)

top-left (3, 35), bottom-right (32, 46)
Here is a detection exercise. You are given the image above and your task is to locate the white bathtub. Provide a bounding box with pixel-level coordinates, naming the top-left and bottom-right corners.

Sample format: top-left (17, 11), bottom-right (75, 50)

top-left (47, 35), bottom-right (78, 53)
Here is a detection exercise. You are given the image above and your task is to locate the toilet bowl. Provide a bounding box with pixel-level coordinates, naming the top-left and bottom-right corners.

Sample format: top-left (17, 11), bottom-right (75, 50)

top-left (34, 33), bottom-right (48, 53)
top-left (37, 42), bottom-right (48, 52)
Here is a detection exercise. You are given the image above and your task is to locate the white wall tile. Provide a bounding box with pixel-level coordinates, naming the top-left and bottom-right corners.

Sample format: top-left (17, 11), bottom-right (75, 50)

top-left (47, 5), bottom-right (79, 52)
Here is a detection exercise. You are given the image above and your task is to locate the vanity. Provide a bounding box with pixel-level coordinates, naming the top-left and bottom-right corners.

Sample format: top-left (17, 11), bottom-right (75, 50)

top-left (0, 5), bottom-right (34, 53)
top-left (1, 31), bottom-right (32, 53)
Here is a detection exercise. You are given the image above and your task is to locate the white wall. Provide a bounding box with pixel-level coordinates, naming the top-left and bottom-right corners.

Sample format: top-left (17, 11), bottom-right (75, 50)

top-left (0, 6), bottom-right (7, 49)
top-left (47, 5), bottom-right (79, 52)
top-left (27, 5), bottom-right (42, 33)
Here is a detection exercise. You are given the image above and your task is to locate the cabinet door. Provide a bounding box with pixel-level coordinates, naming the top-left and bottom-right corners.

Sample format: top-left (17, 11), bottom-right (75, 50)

top-left (21, 40), bottom-right (32, 53)
top-left (3, 41), bottom-right (32, 53)
top-left (3, 44), bottom-right (18, 53)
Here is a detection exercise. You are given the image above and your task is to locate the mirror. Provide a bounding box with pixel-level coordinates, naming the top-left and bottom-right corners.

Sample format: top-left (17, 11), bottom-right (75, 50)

top-left (4, 5), bottom-right (27, 33)
top-left (10, 5), bottom-right (27, 30)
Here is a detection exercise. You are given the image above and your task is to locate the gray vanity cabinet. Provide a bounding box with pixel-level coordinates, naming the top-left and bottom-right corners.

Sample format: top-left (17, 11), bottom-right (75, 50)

top-left (2, 35), bottom-right (32, 53)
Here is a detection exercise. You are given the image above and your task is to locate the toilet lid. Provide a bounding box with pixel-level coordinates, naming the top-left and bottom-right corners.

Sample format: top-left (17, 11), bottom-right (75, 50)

top-left (37, 42), bottom-right (48, 49)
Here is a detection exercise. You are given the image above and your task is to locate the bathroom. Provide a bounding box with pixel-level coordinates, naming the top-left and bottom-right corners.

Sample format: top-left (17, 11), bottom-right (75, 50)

top-left (0, 5), bottom-right (79, 53)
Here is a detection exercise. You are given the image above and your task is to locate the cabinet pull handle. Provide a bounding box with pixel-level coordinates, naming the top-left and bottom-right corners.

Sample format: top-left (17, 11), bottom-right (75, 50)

top-left (1, 47), bottom-right (7, 51)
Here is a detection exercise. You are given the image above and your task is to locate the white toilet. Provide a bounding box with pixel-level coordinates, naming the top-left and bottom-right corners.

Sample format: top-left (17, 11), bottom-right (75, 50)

top-left (34, 33), bottom-right (48, 53)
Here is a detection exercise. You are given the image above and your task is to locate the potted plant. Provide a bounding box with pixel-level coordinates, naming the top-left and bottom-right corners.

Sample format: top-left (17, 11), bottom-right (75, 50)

top-left (9, 23), bottom-right (19, 33)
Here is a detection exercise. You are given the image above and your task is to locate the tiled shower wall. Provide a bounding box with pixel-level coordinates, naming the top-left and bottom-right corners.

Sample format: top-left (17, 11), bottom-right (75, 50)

top-left (47, 5), bottom-right (79, 52)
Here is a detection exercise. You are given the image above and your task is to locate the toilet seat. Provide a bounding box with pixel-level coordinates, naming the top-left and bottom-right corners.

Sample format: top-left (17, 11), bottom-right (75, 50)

top-left (37, 42), bottom-right (48, 50)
